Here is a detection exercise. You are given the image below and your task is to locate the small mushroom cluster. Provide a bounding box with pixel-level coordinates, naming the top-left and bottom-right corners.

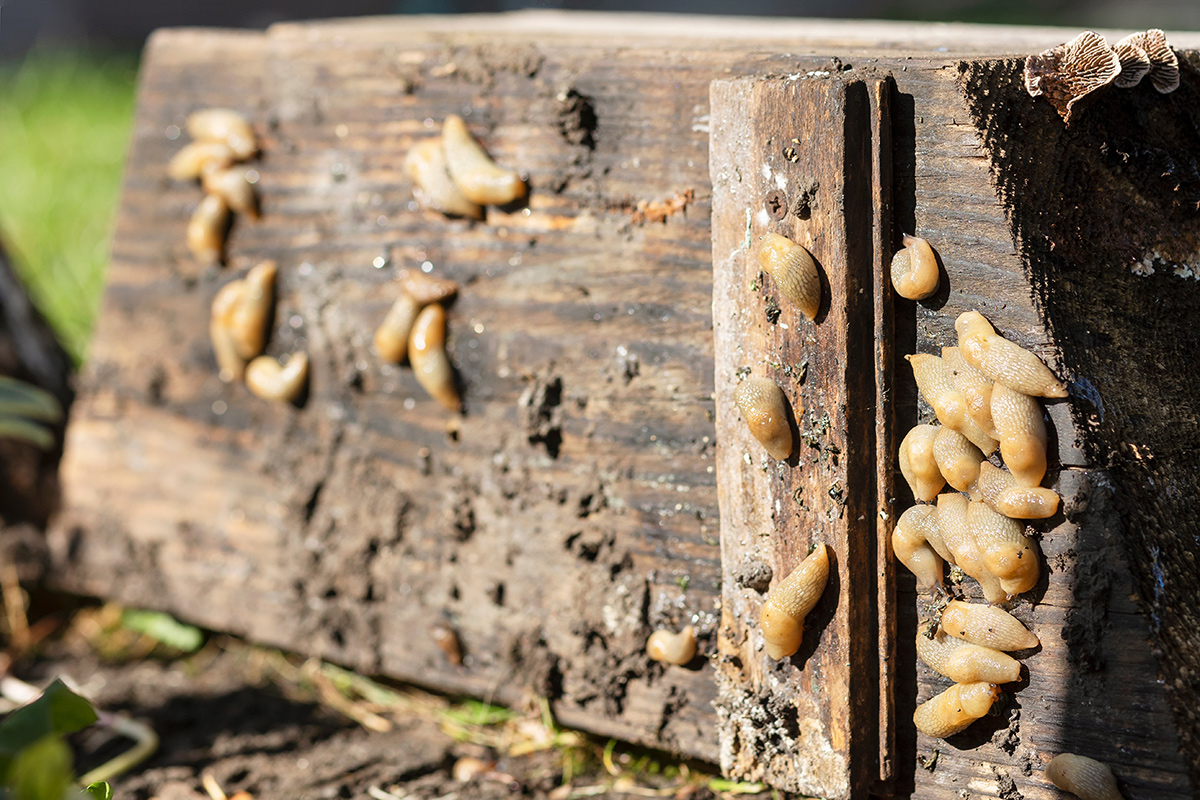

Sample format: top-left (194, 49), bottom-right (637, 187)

top-left (210, 260), bottom-right (309, 404)
top-left (895, 308), bottom-right (1067, 739)
top-left (373, 268), bottom-right (461, 412)
top-left (168, 109), bottom-right (261, 263)
top-left (405, 114), bottom-right (527, 220)
top-left (1024, 29), bottom-right (1178, 123)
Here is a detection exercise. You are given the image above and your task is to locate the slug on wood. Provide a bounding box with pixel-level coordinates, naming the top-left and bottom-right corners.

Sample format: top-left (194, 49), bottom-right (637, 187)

top-left (757, 232), bottom-right (821, 321)
top-left (932, 427), bottom-right (985, 493)
top-left (167, 141), bottom-right (236, 181)
top-left (210, 282), bottom-right (247, 383)
top-left (991, 383), bottom-right (1048, 487)
top-left (936, 493), bottom-right (1007, 603)
top-left (398, 268), bottom-right (459, 306)
top-left (907, 354), bottom-right (997, 454)
top-left (186, 108), bottom-right (258, 160)
top-left (404, 137), bottom-right (485, 220)
top-left (943, 345), bottom-right (997, 438)
top-left (760, 543), bottom-right (829, 660)
top-left (442, 114), bottom-right (527, 206)
top-left (894, 506), bottom-right (945, 591)
top-left (1045, 753), bottom-right (1125, 800)
top-left (967, 501), bottom-right (1038, 597)
top-left (940, 599), bottom-right (1039, 651)
top-left (890, 234), bottom-right (939, 300)
top-left (245, 352), bottom-right (308, 403)
top-left (912, 682), bottom-right (1001, 738)
top-left (409, 303), bottom-right (461, 411)
top-left (734, 376), bottom-right (795, 461)
top-left (430, 623), bottom-right (463, 666)
top-left (915, 629), bottom-right (1021, 684)
top-left (956, 311), bottom-right (1068, 398)
top-left (899, 424), bottom-right (945, 502)
top-left (187, 193), bottom-right (229, 264)
top-left (647, 625), bottom-right (697, 665)
top-left (974, 462), bottom-right (1060, 519)
top-left (228, 260), bottom-right (276, 360)
top-left (202, 166), bottom-right (260, 219)
top-left (374, 295), bottom-right (420, 364)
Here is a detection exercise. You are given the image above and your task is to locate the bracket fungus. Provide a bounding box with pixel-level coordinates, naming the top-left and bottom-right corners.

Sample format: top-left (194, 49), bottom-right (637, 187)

top-left (1116, 29), bottom-right (1179, 93)
top-left (1024, 31), bottom-right (1121, 124)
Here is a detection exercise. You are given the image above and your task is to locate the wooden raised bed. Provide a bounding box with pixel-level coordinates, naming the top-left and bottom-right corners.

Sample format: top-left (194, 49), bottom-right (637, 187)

top-left (43, 13), bottom-right (1200, 799)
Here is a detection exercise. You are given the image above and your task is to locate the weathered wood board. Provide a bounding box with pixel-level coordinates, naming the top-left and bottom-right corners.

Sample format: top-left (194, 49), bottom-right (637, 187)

top-left (41, 12), bottom-right (1200, 797)
top-left (709, 75), bottom-right (884, 799)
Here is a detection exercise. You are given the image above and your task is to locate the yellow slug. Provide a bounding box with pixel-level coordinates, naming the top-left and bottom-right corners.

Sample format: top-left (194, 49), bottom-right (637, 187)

top-left (912, 682), bottom-right (1001, 738)
top-left (974, 462), bottom-right (1059, 519)
top-left (210, 282), bottom-right (247, 383)
top-left (991, 383), bottom-right (1048, 487)
top-left (202, 166), bottom-right (260, 220)
top-left (404, 137), bottom-right (485, 220)
top-left (955, 311), bottom-right (1068, 398)
top-left (168, 141), bottom-right (236, 181)
top-left (734, 376), bottom-right (795, 461)
top-left (409, 303), bottom-right (461, 411)
top-left (245, 352), bottom-right (308, 403)
top-left (899, 424), bottom-right (945, 502)
top-left (398, 268), bottom-right (459, 306)
top-left (186, 108), bottom-right (258, 160)
top-left (940, 600), bottom-right (1039, 651)
top-left (943, 345), bottom-right (997, 438)
top-left (442, 114), bottom-right (527, 206)
top-left (915, 629), bottom-right (1021, 684)
top-left (646, 625), bottom-right (697, 665)
top-left (932, 427), bottom-right (985, 493)
top-left (187, 193), bottom-right (229, 264)
top-left (228, 260), bottom-right (276, 360)
top-left (967, 500), bottom-right (1038, 597)
top-left (1045, 753), bottom-right (1125, 800)
top-left (889, 234), bottom-right (939, 300)
top-left (760, 543), bottom-right (829, 660)
top-left (757, 232), bottom-right (821, 321)
top-left (893, 506), bottom-right (945, 591)
top-left (374, 295), bottom-right (420, 364)
top-left (936, 493), bottom-right (1006, 603)
top-left (907, 354), bottom-right (997, 454)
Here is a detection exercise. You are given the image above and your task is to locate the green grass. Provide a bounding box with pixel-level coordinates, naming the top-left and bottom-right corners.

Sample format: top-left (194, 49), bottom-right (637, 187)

top-left (0, 50), bottom-right (139, 364)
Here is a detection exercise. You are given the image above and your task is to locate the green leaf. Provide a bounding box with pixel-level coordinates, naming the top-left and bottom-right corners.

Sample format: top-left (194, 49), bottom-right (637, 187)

top-left (0, 680), bottom-right (97, 773)
top-left (6, 735), bottom-right (73, 800)
top-left (119, 610), bottom-right (203, 652)
top-left (83, 783), bottom-right (111, 800)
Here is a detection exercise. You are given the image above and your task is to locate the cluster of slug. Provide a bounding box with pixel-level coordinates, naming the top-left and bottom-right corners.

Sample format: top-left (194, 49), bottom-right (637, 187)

top-left (405, 114), bottom-right (527, 219)
top-left (896, 305), bottom-right (1066, 737)
top-left (168, 109), bottom-right (261, 264)
top-left (373, 268), bottom-right (461, 411)
top-left (210, 260), bottom-right (309, 403)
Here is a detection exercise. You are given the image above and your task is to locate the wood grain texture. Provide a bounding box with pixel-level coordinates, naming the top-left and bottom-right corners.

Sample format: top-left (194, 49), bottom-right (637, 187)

top-left (43, 14), bottom-right (1197, 796)
top-left (709, 75), bottom-right (880, 800)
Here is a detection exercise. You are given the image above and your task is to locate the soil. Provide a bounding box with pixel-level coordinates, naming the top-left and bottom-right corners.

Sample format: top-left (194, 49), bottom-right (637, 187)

top-left (10, 605), bottom-right (734, 800)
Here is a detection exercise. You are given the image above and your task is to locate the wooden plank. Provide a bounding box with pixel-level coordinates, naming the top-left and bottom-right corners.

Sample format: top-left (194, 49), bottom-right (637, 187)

top-left (41, 15), bottom-right (1199, 795)
top-left (708, 75), bottom-right (880, 800)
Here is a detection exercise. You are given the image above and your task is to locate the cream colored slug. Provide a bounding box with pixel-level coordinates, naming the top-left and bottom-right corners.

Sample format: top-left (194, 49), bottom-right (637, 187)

top-left (907, 354), bottom-right (997, 453)
top-left (916, 629), bottom-right (1021, 684)
top-left (991, 383), bottom-right (1048, 487)
top-left (940, 600), bottom-right (1039, 651)
top-left (936, 493), bottom-right (1006, 603)
top-left (409, 303), bottom-right (461, 411)
top-left (974, 462), bottom-right (1060, 519)
top-left (405, 137), bottom-right (485, 219)
top-left (167, 141), bottom-right (236, 181)
top-left (912, 682), bottom-right (1001, 738)
top-left (1045, 753), bottom-right (1125, 800)
top-left (186, 108), bottom-right (258, 160)
top-left (442, 114), bottom-right (527, 206)
top-left (187, 194), bottom-right (229, 264)
top-left (245, 352), bottom-right (308, 403)
top-left (734, 376), bottom-right (795, 461)
top-left (647, 626), bottom-right (697, 665)
top-left (228, 260), bottom-right (276, 360)
top-left (760, 543), bottom-right (829, 660)
top-left (210, 282), bottom-right (247, 382)
top-left (398, 268), bottom-right (459, 306)
top-left (899, 424), bottom-right (945, 502)
top-left (967, 500), bottom-right (1039, 597)
top-left (893, 506), bottom-right (945, 591)
top-left (943, 345), bottom-right (997, 438)
top-left (890, 234), bottom-right (939, 300)
top-left (202, 166), bottom-right (259, 219)
top-left (374, 295), bottom-right (420, 364)
top-left (932, 427), bottom-right (985, 493)
top-left (757, 232), bottom-right (821, 321)
top-left (956, 310), bottom-right (1068, 398)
